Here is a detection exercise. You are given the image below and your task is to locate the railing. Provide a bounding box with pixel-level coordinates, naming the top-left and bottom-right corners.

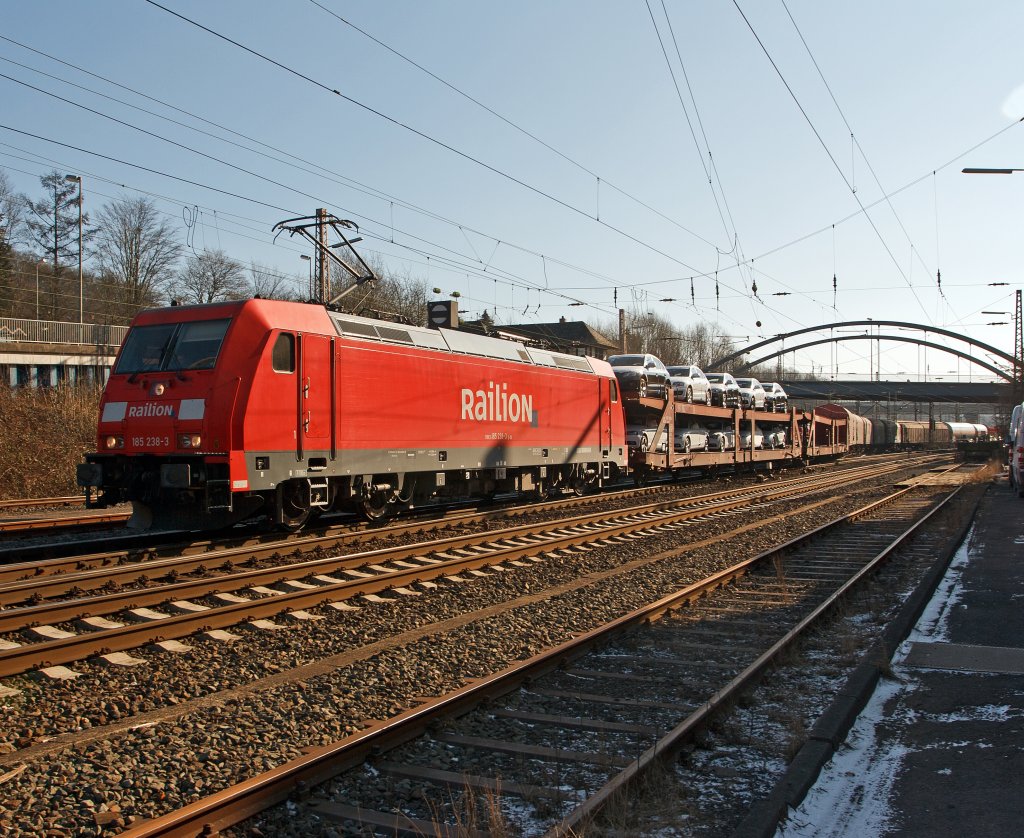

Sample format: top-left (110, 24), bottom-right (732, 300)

top-left (0, 318), bottom-right (128, 348)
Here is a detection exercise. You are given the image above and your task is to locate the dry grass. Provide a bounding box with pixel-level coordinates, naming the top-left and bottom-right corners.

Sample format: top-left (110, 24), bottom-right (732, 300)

top-left (967, 459), bottom-right (1003, 483)
top-left (0, 384), bottom-right (101, 499)
top-left (420, 778), bottom-right (518, 837)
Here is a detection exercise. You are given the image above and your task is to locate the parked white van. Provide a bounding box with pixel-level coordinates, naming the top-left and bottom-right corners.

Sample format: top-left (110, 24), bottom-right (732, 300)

top-left (1010, 402), bottom-right (1024, 497)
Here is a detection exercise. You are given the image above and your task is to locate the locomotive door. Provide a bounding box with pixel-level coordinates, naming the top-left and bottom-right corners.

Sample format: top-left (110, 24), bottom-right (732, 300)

top-left (297, 333), bottom-right (334, 460)
top-left (599, 378), bottom-right (608, 451)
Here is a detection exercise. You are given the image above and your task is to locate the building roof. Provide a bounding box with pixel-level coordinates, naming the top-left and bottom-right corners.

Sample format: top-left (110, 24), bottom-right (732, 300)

top-left (485, 320), bottom-right (617, 352)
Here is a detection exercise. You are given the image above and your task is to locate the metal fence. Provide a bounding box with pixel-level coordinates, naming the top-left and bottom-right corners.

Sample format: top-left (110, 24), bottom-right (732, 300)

top-left (0, 318), bottom-right (129, 348)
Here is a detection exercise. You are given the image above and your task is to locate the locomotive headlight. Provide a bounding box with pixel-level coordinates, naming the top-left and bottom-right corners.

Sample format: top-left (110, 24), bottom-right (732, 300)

top-left (105, 435), bottom-right (124, 449)
top-left (178, 433), bottom-right (202, 448)
top-left (152, 383), bottom-right (166, 396)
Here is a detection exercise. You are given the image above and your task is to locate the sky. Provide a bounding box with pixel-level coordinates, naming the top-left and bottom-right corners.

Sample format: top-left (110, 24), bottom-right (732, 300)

top-left (2, 1), bottom-right (1023, 383)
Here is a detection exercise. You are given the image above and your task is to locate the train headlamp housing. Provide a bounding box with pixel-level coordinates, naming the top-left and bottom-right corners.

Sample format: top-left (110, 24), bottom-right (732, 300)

top-left (105, 435), bottom-right (124, 449)
top-left (178, 433), bottom-right (202, 449)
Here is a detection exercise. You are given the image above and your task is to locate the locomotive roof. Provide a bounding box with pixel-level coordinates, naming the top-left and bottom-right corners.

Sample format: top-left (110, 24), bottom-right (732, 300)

top-left (328, 309), bottom-right (602, 374)
top-left (133, 299), bottom-right (605, 376)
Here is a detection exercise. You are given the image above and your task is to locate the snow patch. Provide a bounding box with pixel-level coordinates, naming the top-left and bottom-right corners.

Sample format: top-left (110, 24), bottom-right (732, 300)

top-left (776, 677), bottom-right (918, 838)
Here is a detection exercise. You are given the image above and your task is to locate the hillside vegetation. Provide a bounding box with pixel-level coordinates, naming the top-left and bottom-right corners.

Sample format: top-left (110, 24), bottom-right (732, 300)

top-left (0, 385), bottom-right (100, 499)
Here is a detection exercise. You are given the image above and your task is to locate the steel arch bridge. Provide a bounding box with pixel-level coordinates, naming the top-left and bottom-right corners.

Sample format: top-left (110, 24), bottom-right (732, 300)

top-left (709, 320), bottom-right (1019, 384)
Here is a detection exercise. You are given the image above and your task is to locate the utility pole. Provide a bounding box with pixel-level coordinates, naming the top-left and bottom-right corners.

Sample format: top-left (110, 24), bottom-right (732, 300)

top-left (316, 208), bottom-right (330, 304)
top-left (618, 308), bottom-right (626, 353)
top-left (64, 174), bottom-right (83, 323)
top-left (1015, 288), bottom-right (1022, 403)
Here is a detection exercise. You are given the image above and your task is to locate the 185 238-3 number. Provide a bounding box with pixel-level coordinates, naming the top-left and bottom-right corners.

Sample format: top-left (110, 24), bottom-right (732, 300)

top-left (132, 436), bottom-right (170, 448)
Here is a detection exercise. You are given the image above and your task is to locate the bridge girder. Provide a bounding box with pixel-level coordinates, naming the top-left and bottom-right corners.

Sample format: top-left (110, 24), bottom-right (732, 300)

top-left (710, 319), bottom-right (1018, 377)
top-left (741, 334), bottom-right (1011, 382)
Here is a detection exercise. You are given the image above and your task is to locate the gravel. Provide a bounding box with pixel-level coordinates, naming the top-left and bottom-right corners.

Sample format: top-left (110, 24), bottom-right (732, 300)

top-left (0, 462), bottom-right (944, 836)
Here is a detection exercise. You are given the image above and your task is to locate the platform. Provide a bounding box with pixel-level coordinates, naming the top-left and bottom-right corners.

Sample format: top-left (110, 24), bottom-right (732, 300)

top-left (761, 476), bottom-right (1024, 836)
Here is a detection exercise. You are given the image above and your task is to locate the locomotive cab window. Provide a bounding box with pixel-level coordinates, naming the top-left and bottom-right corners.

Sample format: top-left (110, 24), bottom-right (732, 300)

top-left (169, 319), bottom-right (230, 370)
top-left (610, 378), bottom-right (618, 402)
top-left (115, 323), bottom-right (178, 373)
top-left (114, 318), bottom-right (230, 374)
top-left (272, 333), bottom-right (295, 373)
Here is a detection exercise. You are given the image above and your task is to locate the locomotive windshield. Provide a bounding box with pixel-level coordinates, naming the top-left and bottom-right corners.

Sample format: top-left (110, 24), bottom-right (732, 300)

top-left (115, 318), bottom-right (231, 373)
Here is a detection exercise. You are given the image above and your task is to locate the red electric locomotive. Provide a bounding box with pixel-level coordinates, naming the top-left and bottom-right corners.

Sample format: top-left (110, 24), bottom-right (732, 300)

top-left (77, 299), bottom-right (627, 530)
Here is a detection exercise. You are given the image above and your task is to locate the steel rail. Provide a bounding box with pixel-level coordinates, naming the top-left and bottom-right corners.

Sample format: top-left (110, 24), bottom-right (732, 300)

top-left (0, 470), bottom-right (747, 576)
top-left (0, 477), bottom-right (844, 672)
top-left (0, 511), bottom-right (129, 534)
top-left (0, 459), bottom-right (925, 675)
top-left (115, 479), bottom-right (959, 838)
top-left (0, 457), bottom-right (931, 627)
top-left (545, 484), bottom-right (964, 835)
top-left (0, 454), bottom-right (943, 592)
top-left (0, 495), bottom-right (85, 510)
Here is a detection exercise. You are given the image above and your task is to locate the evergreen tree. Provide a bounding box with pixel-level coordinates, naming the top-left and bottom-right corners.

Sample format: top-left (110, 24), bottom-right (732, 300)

top-left (24, 170), bottom-right (88, 278)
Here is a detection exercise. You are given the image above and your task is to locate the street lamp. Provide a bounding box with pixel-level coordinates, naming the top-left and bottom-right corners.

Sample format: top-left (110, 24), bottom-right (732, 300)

top-left (64, 174), bottom-right (83, 323)
top-left (962, 167), bottom-right (1024, 174)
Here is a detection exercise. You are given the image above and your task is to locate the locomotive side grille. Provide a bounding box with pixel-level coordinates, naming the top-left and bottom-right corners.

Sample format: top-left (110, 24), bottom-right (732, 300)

top-left (334, 318), bottom-right (378, 339)
top-left (375, 326), bottom-right (413, 344)
top-left (555, 356), bottom-right (592, 372)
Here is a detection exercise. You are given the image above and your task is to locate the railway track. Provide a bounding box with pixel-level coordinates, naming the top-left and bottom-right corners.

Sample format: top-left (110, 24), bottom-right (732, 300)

top-left (0, 510), bottom-right (130, 535)
top-left (0, 452), bottom-right (927, 561)
top-left (118, 471), bottom-right (972, 838)
top-left (0, 495), bottom-right (86, 510)
top-left (0, 453), bottom-right (967, 837)
top-left (0, 457), bottom-right (945, 678)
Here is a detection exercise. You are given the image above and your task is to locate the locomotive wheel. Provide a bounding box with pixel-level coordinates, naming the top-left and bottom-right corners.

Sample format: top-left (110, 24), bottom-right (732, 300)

top-left (361, 495), bottom-right (393, 521)
top-left (362, 499), bottom-right (389, 518)
top-left (278, 481), bottom-right (312, 531)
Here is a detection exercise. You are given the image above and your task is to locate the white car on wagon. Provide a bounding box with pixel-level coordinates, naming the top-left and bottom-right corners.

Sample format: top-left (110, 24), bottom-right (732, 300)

top-left (735, 378), bottom-right (767, 410)
top-left (626, 425), bottom-right (668, 454)
top-left (674, 426), bottom-right (710, 453)
top-left (666, 365), bottom-right (712, 405)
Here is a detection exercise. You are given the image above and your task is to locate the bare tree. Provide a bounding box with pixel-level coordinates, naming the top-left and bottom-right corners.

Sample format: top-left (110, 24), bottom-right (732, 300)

top-left (170, 249), bottom-right (248, 304)
top-left (594, 309), bottom-right (737, 369)
top-left (93, 195), bottom-right (183, 318)
top-left (342, 257), bottom-right (428, 324)
top-left (0, 170), bottom-right (24, 255)
top-left (0, 172), bottom-right (24, 315)
top-left (249, 260), bottom-right (299, 300)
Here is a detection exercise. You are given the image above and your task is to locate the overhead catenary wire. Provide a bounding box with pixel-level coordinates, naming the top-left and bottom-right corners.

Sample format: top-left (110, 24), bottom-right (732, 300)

top-left (140, 0), bottom-right (769, 304)
top-left (645, 0), bottom-right (762, 330)
top-left (0, 12), bottom-right (913, 333)
top-left (731, 0), bottom-right (933, 325)
top-left (0, 41), bottom-right (736, 320)
top-left (779, 0), bottom-right (941, 307)
top-left (4, 6), bottom-right (1014, 359)
top-left (307, 0), bottom-right (728, 254)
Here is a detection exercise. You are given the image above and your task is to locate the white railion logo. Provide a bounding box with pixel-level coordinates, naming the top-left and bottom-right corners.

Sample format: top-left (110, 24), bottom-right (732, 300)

top-left (461, 382), bottom-right (534, 423)
top-left (127, 402), bottom-right (176, 418)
